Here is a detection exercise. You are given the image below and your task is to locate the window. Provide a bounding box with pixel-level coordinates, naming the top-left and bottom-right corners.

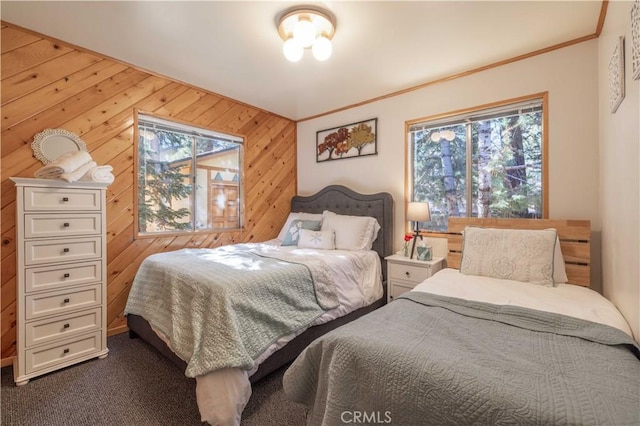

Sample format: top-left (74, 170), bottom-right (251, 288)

top-left (136, 113), bottom-right (243, 236)
top-left (407, 95), bottom-right (546, 232)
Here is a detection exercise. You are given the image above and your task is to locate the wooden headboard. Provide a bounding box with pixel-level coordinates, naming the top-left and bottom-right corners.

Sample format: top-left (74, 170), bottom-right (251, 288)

top-left (445, 218), bottom-right (591, 287)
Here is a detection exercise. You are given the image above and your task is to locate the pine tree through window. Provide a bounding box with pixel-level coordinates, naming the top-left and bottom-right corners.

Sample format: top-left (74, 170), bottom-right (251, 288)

top-left (407, 95), bottom-right (546, 232)
top-left (136, 113), bottom-right (243, 236)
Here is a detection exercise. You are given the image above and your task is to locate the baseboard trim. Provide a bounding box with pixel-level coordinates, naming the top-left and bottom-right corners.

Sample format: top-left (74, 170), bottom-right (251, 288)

top-left (107, 325), bottom-right (129, 337)
top-left (1, 356), bottom-right (15, 368)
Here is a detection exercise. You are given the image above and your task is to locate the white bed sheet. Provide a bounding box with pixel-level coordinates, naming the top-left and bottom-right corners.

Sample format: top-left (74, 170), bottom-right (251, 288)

top-left (155, 241), bottom-right (382, 425)
top-left (411, 268), bottom-right (633, 337)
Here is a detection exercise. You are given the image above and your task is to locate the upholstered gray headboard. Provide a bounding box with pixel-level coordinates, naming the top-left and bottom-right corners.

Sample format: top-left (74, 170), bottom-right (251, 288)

top-left (290, 185), bottom-right (394, 280)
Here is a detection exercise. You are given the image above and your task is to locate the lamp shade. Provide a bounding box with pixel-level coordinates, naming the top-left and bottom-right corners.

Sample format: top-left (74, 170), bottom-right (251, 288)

top-left (406, 202), bottom-right (431, 222)
top-left (282, 37), bottom-right (304, 62)
top-left (312, 35), bottom-right (332, 61)
top-left (293, 17), bottom-right (317, 48)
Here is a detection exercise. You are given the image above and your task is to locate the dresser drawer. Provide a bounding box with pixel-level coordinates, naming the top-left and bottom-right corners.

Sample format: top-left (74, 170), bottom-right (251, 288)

top-left (388, 262), bottom-right (433, 284)
top-left (25, 331), bottom-right (101, 374)
top-left (25, 308), bottom-right (101, 347)
top-left (24, 237), bottom-right (101, 266)
top-left (24, 187), bottom-right (101, 211)
top-left (25, 214), bottom-right (101, 239)
top-left (25, 261), bottom-right (102, 293)
top-left (25, 284), bottom-right (101, 320)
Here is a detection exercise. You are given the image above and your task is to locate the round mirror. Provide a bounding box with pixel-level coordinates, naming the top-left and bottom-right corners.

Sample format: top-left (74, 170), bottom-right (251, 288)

top-left (31, 129), bottom-right (88, 165)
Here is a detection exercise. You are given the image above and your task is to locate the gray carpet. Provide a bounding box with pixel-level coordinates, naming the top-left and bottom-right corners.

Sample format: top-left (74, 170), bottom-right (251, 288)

top-left (1, 334), bottom-right (307, 425)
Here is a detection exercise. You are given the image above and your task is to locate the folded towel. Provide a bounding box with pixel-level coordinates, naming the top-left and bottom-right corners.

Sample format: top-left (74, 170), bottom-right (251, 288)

top-left (60, 161), bottom-right (97, 183)
top-left (80, 165), bottom-right (115, 183)
top-left (34, 151), bottom-right (93, 179)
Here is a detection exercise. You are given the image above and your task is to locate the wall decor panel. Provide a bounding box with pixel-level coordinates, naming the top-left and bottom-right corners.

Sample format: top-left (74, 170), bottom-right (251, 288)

top-left (0, 22), bottom-right (297, 362)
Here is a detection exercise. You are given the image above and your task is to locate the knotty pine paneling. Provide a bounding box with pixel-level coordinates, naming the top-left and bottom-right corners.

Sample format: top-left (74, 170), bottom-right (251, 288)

top-left (0, 23), bottom-right (297, 361)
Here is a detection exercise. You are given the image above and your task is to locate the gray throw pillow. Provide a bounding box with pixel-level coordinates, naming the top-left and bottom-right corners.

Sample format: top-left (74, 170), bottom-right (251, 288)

top-left (281, 219), bottom-right (322, 246)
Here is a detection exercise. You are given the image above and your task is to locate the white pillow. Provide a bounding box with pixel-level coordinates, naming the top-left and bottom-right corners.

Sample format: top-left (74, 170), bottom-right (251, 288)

top-left (298, 229), bottom-right (335, 250)
top-left (460, 226), bottom-right (557, 286)
top-left (320, 210), bottom-right (380, 251)
top-left (553, 235), bottom-right (568, 284)
top-left (277, 212), bottom-right (323, 241)
top-left (460, 227), bottom-right (569, 284)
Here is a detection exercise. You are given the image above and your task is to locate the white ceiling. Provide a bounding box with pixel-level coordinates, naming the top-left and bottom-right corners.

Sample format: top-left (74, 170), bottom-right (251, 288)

top-left (1, 1), bottom-right (602, 121)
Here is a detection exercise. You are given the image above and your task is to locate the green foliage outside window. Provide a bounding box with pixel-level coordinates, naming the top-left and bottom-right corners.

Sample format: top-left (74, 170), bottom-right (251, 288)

top-left (410, 99), bottom-right (543, 232)
top-left (137, 115), bottom-right (243, 235)
top-left (138, 130), bottom-right (193, 233)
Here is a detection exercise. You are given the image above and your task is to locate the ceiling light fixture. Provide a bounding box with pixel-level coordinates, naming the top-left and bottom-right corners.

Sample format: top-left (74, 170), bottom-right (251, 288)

top-left (277, 6), bottom-right (336, 62)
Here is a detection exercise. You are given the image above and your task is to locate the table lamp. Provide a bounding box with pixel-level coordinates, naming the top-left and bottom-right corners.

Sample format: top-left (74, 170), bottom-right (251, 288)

top-left (406, 202), bottom-right (430, 259)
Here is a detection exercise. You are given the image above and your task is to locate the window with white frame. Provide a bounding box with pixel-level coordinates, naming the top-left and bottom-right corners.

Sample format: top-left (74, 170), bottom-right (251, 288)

top-left (136, 113), bottom-right (243, 235)
top-left (407, 96), bottom-right (546, 232)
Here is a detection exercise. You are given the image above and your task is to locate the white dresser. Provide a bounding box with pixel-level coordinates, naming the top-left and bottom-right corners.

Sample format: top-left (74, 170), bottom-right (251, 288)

top-left (11, 177), bottom-right (109, 385)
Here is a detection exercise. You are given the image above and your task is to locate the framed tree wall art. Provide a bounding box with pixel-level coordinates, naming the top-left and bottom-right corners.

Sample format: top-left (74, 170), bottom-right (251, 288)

top-left (632, 0), bottom-right (640, 80)
top-left (608, 36), bottom-right (625, 114)
top-left (316, 118), bottom-right (378, 162)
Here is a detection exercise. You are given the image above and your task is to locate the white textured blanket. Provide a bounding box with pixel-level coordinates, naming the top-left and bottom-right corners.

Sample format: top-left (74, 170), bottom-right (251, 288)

top-left (34, 150), bottom-right (93, 179)
top-left (80, 165), bottom-right (114, 183)
top-left (60, 160), bottom-right (96, 182)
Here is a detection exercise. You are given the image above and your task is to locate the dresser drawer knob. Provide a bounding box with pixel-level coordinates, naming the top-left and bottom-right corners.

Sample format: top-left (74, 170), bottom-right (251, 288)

top-left (63, 348), bottom-right (70, 354)
top-left (63, 273), bottom-right (70, 278)
top-left (63, 323), bottom-right (70, 329)
top-left (63, 248), bottom-right (70, 253)
top-left (405, 271), bottom-right (410, 277)
top-left (62, 197), bottom-right (69, 202)
top-left (63, 298), bottom-right (70, 303)
top-left (63, 223), bottom-right (70, 227)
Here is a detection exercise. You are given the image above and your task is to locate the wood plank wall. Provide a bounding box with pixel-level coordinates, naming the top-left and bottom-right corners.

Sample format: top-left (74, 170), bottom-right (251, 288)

top-left (0, 23), bottom-right (297, 363)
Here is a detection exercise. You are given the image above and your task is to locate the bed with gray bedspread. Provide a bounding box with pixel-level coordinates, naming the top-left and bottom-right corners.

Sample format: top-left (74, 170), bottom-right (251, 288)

top-left (284, 291), bottom-right (640, 426)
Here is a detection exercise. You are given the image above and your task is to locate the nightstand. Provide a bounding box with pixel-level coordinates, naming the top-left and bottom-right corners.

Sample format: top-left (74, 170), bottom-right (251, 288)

top-left (385, 254), bottom-right (444, 303)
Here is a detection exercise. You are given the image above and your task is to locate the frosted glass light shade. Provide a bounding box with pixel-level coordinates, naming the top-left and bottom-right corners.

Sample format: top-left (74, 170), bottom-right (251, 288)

top-left (293, 18), bottom-right (316, 48)
top-left (283, 37), bottom-right (304, 62)
top-left (277, 7), bottom-right (336, 62)
top-left (312, 35), bottom-right (332, 61)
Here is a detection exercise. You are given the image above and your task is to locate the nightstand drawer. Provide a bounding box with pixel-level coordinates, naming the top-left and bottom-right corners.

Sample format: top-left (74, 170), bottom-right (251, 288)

top-left (25, 331), bottom-right (101, 374)
top-left (24, 237), bottom-right (102, 266)
top-left (389, 283), bottom-right (415, 301)
top-left (25, 214), bottom-right (101, 239)
top-left (25, 261), bottom-right (102, 293)
top-left (24, 187), bottom-right (101, 211)
top-left (25, 308), bottom-right (101, 347)
top-left (25, 284), bottom-right (101, 320)
top-left (388, 263), bottom-right (432, 283)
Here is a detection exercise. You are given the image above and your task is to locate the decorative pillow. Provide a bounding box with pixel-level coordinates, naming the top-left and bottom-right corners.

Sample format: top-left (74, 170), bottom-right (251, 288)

top-left (320, 210), bottom-right (381, 251)
top-left (281, 220), bottom-right (322, 246)
top-left (460, 226), bottom-right (557, 286)
top-left (553, 235), bottom-right (568, 284)
top-left (277, 212), bottom-right (323, 241)
top-left (298, 229), bottom-right (335, 250)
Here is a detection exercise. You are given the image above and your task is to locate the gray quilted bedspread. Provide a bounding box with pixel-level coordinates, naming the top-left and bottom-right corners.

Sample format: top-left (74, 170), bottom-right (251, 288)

top-left (125, 245), bottom-right (337, 378)
top-left (284, 291), bottom-right (640, 426)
